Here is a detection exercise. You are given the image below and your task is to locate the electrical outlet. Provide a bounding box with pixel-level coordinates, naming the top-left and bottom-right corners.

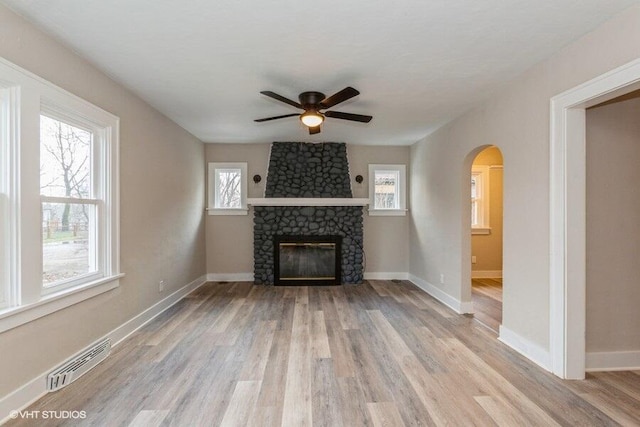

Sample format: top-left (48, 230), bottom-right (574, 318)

top-left (472, 256), bottom-right (477, 264)
top-left (440, 274), bottom-right (445, 284)
top-left (159, 280), bottom-right (165, 292)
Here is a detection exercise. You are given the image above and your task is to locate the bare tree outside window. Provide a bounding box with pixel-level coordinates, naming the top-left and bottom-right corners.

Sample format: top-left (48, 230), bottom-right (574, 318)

top-left (40, 115), bottom-right (91, 228)
top-left (40, 115), bottom-right (95, 285)
top-left (215, 169), bottom-right (241, 208)
top-left (374, 170), bottom-right (398, 209)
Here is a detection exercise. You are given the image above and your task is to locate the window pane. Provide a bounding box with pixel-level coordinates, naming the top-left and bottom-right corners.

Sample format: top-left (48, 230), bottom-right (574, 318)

top-left (0, 91), bottom-right (7, 305)
top-left (471, 176), bottom-right (477, 199)
top-left (471, 201), bottom-right (478, 226)
top-left (42, 202), bottom-right (97, 286)
top-left (374, 170), bottom-right (399, 209)
top-left (40, 115), bottom-right (92, 198)
top-left (216, 168), bottom-right (241, 208)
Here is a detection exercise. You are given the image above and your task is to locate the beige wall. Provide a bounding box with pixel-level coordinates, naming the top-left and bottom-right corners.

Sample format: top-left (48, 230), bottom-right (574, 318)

top-left (0, 5), bottom-right (206, 399)
top-left (471, 147), bottom-right (503, 273)
top-left (205, 143), bottom-right (271, 275)
top-left (205, 143), bottom-right (410, 276)
top-left (586, 93), bottom-right (640, 353)
top-left (348, 145), bottom-right (410, 275)
top-left (410, 6), bottom-right (640, 349)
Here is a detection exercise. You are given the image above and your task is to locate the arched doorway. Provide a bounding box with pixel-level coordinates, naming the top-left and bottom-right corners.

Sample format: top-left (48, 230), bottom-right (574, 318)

top-left (464, 146), bottom-right (504, 332)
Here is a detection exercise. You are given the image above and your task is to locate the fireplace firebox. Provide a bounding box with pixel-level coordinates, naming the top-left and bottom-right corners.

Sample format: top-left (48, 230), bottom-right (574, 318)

top-left (274, 235), bottom-right (342, 285)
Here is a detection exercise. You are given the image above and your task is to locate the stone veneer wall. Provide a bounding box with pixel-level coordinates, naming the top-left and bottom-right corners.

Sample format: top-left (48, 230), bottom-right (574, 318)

top-left (254, 142), bottom-right (364, 284)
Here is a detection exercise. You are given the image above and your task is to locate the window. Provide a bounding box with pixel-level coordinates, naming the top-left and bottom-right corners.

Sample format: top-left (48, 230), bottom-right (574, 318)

top-left (0, 57), bottom-right (120, 333)
top-left (471, 166), bottom-right (490, 234)
top-left (40, 114), bottom-right (102, 292)
top-left (368, 164), bottom-right (407, 216)
top-left (0, 87), bottom-right (9, 309)
top-left (208, 162), bottom-right (248, 215)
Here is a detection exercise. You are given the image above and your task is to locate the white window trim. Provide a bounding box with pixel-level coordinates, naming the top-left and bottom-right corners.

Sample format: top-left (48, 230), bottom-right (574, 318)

top-left (368, 164), bottom-right (407, 216)
top-left (207, 162), bottom-right (248, 215)
top-left (471, 165), bottom-right (491, 235)
top-left (0, 56), bottom-right (121, 334)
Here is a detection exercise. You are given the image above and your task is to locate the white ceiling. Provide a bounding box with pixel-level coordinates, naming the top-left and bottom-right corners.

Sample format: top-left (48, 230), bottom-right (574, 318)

top-left (2, 0), bottom-right (638, 145)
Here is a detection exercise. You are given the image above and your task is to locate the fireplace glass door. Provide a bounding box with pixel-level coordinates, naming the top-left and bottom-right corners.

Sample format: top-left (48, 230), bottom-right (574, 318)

top-left (274, 235), bottom-right (341, 285)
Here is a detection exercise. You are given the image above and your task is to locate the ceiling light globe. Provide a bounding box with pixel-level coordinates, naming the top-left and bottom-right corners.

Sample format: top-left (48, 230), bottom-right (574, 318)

top-left (300, 111), bottom-right (324, 127)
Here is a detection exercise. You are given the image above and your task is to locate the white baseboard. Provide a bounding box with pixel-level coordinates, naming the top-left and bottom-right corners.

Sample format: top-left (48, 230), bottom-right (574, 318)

top-left (207, 272), bottom-right (409, 282)
top-left (408, 274), bottom-right (473, 314)
top-left (498, 325), bottom-right (552, 372)
top-left (471, 270), bottom-right (503, 279)
top-left (207, 273), bottom-right (254, 282)
top-left (0, 274), bottom-right (207, 424)
top-left (363, 272), bottom-right (409, 280)
top-left (586, 350), bottom-right (640, 372)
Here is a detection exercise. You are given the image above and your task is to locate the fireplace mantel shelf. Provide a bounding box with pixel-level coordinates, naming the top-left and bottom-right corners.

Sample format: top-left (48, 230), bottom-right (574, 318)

top-left (248, 197), bottom-right (369, 207)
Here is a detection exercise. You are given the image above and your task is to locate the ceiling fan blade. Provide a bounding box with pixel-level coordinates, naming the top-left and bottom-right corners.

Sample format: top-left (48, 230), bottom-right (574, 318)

top-left (325, 110), bottom-right (372, 123)
top-left (254, 113), bottom-right (299, 122)
top-left (320, 87), bottom-right (360, 109)
top-left (309, 126), bottom-right (321, 135)
top-left (260, 91), bottom-right (302, 109)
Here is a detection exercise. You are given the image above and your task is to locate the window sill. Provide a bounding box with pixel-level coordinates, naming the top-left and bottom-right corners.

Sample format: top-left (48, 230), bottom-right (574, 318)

top-left (472, 227), bottom-right (492, 235)
top-left (207, 208), bottom-right (249, 216)
top-left (0, 273), bottom-right (123, 333)
top-left (368, 209), bottom-right (408, 217)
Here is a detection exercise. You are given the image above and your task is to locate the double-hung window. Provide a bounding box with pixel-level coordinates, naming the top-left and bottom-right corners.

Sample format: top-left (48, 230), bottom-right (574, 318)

top-left (0, 86), bottom-right (11, 309)
top-left (0, 57), bottom-right (120, 332)
top-left (208, 162), bottom-right (248, 215)
top-left (40, 112), bottom-right (102, 292)
top-left (368, 164), bottom-right (407, 216)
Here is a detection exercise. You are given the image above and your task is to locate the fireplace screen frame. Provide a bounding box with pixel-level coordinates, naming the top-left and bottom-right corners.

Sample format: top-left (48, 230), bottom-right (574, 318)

top-left (274, 235), bottom-right (342, 286)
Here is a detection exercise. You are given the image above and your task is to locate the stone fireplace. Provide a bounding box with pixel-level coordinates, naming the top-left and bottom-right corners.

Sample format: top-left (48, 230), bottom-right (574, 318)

top-left (253, 142), bottom-right (364, 285)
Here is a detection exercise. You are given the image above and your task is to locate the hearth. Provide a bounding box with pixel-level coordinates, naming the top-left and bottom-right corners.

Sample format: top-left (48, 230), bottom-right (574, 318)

top-left (274, 235), bottom-right (341, 285)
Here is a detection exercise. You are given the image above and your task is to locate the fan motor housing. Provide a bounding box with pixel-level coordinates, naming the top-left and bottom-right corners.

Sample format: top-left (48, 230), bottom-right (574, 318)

top-left (299, 91), bottom-right (325, 108)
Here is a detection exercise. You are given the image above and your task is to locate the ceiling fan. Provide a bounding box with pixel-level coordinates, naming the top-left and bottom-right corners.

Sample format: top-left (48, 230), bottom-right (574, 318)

top-left (254, 87), bottom-right (372, 135)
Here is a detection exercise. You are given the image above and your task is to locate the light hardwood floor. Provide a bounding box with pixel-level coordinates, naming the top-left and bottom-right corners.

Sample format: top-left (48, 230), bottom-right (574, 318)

top-left (7, 280), bottom-right (640, 426)
top-left (471, 278), bottom-right (503, 333)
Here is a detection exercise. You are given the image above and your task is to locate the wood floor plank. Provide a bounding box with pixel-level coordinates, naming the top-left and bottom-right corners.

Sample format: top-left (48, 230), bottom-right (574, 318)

top-left (8, 280), bottom-right (640, 427)
top-left (311, 358), bottom-right (343, 427)
top-left (209, 297), bottom-right (247, 334)
top-left (220, 380), bottom-right (263, 427)
top-left (331, 287), bottom-right (360, 330)
top-left (472, 278), bottom-right (502, 332)
top-left (256, 330), bottom-right (290, 412)
top-left (577, 391), bottom-right (640, 426)
top-left (439, 337), bottom-right (561, 426)
top-left (473, 395), bottom-right (523, 427)
top-left (127, 410), bottom-right (169, 427)
top-left (367, 402), bottom-right (406, 427)
top-left (310, 310), bottom-right (331, 359)
top-left (336, 377), bottom-right (373, 427)
top-left (281, 297), bottom-right (312, 427)
top-left (239, 320), bottom-right (278, 381)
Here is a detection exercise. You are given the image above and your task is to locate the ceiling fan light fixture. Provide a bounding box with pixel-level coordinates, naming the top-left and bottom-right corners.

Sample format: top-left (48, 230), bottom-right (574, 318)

top-left (300, 111), bottom-right (324, 128)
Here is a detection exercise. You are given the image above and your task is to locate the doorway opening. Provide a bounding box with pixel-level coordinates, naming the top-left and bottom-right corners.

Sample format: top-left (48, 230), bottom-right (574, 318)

top-left (550, 57), bottom-right (640, 379)
top-left (584, 90), bottom-right (640, 372)
top-left (469, 146), bottom-right (504, 333)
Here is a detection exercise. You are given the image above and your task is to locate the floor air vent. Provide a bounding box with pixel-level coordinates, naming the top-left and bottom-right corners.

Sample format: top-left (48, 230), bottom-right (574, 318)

top-left (47, 338), bottom-right (111, 392)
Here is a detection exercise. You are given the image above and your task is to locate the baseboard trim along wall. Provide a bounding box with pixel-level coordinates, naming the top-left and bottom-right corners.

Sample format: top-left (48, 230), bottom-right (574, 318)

top-left (586, 351), bottom-right (640, 372)
top-left (207, 273), bottom-right (254, 282)
top-left (408, 274), bottom-right (474, 314)
top-left (471, 270), bottom-right (503, 279)
top-left (207, 272), bottom-right (410, 282)
top-left (363, 272), bottom-right (410, 280)
top-left (499, 325), bottom-right (552, 372)
top-left (0, 274), bottom-right (208, 424)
